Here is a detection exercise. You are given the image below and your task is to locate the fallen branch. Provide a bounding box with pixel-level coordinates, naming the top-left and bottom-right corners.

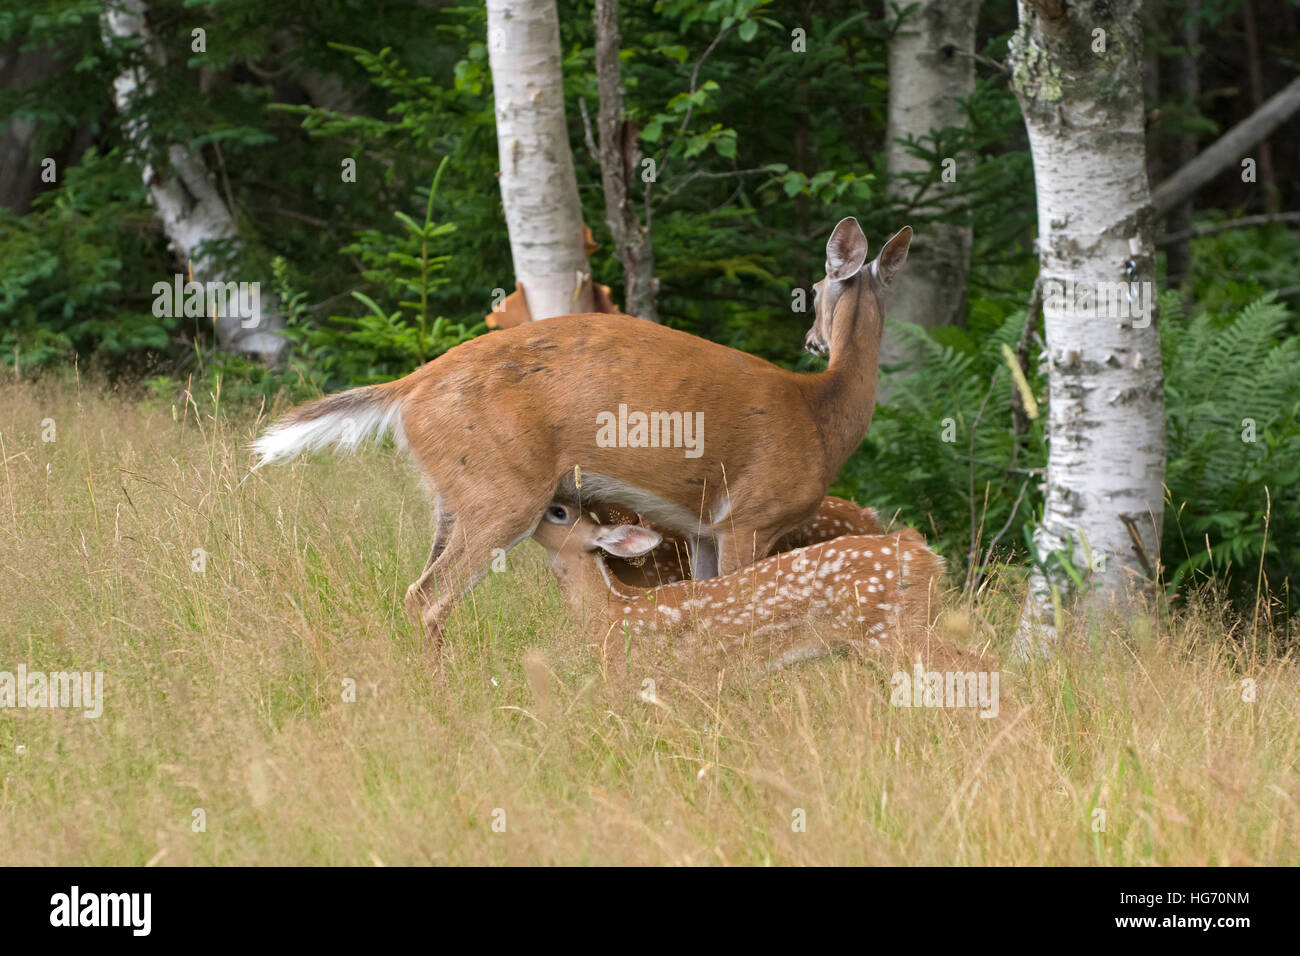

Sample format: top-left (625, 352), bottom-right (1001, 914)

top-left (1157, 211), bottom-right (1300, 246)
top-left (1151, 75), bottom-right (1300, 218)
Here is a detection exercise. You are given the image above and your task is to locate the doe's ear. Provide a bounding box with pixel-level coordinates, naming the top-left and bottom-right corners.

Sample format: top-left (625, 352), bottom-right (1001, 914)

top-left (594, 524), bottom-right (662, 558)
top-left (874, 225), bottom-right (913, 286)
top-left (825, 216), bottom-right (869, 280)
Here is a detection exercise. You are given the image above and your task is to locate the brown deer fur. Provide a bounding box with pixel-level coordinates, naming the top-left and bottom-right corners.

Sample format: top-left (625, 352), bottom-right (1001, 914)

top-left (531, 499), bottom-right (946, 668)
top-left (252, 219), bottom-right (911, 655)
top-left (591, 495), bottom-right (886, 589)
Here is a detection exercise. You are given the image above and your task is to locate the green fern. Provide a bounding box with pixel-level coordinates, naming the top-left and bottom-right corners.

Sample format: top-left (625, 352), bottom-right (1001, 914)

top-left (836, 313), bottom-right (1045, 575)
top-left (1163, 292), bottom-right (1300, 606)
top-left (837, 292), bottom-right (1300, 615)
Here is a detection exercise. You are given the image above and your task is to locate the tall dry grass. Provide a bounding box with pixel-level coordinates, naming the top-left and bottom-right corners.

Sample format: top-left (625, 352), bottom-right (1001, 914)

top-left (0, 376), bottom-right (1296, 865)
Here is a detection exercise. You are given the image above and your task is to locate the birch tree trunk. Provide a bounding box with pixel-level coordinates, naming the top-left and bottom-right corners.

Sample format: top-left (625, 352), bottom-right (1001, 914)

top-left (101, 0), bottom-right (284, 359)
top-left (1009, 0), bottom-right (1165, 655)
top-left (881, 0), bottom-right (981, 373)
top-left (593, 0), bottom-right (657, 321)
top-left (486, 0), bottom-right (594, 320)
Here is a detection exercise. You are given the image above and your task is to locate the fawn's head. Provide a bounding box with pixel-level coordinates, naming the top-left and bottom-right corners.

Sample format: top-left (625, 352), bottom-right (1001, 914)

top-left (534, 500), bottom-right (663, 583)
top-left (805, 219), bottom-right (913, 356)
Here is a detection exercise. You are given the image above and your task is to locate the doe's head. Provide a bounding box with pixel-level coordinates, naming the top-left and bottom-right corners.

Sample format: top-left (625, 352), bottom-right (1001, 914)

top-left (805, 218), bottom-right (913, 356)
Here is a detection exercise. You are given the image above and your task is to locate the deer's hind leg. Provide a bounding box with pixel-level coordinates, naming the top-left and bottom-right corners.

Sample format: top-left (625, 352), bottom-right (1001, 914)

top-left (405, 500), bottom-right (456, 630)
top-left (404, 482), bottom-right (554, 659)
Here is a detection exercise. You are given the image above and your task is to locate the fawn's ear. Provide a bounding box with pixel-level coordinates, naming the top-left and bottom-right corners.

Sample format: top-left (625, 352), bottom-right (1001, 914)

top-left (873, 225), bottom-right (912, 286)
top-left (594, 524), bottom-right (662, 558)
top-left (825, 216), bottom-right (868, 281)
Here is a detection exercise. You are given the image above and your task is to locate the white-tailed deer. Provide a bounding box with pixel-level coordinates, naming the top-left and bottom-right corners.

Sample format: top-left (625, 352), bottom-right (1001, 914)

top-left (252, 218), bottom-right (911, 653)
top-left (532, 499), bottom-right (944, 666)
top-left (595, 496), bottom-right (886, 589)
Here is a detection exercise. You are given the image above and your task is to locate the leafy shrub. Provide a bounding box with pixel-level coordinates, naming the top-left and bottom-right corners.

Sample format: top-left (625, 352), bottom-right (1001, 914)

top-left (0, 148), bottom-right (169, 374)
top-left (276, 159), bottom-right (484, 391)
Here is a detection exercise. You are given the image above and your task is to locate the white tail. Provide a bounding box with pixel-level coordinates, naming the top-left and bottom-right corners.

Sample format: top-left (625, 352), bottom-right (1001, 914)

top-left (252, 218), bottom-right (911, 655)
top-left (532, 500), bottom-right (944, 664)
top-left (252, 385), bottom-right (405, 466)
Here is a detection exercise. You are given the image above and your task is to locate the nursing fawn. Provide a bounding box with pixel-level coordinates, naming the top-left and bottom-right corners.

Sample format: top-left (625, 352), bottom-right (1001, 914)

top-left (532, 500), bottom-right (944, 666)
top-left (594, 496), bottom-right (887, 589)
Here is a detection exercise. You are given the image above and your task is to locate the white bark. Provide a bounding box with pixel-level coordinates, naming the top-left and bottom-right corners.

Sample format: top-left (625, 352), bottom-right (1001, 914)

top-left (486, 0), bottom-right (594, 320)
top-left (101, 0), bottom-right (284, 358)
top-left (881, 0), bottom-right (981, 373)
top-left (1009, 0), bottom-right (1165, 654)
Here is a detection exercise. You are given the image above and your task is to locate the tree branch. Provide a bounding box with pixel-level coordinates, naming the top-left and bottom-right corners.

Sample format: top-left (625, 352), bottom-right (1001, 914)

top-left (577, 95), bottom-right (600, 162)
top-left (658, 165), bottom-right (771, 201)
top-left (1151, 75), bottom-right (1300, 218)
top-left (949, 48), bottom-right (1011, 76)
top-left (968, 478), bottom-right (1031, 598)
top-left (1157, 211), bottom-right (1300, 246)
top-left (679, 24), bottom-right (731, 135)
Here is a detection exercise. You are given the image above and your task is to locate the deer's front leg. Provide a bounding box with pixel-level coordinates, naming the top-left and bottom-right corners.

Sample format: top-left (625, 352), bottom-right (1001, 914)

top-left (714, 525), bottom-right (783, 577)
top-left (688, 532), bottom-right (719, 579)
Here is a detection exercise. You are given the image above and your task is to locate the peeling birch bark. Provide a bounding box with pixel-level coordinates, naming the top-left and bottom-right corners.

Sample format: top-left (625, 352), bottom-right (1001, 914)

top-left (486, 0), bottom-right (595, 320)
top-left (1008, 0), bottom-right (1166, 654)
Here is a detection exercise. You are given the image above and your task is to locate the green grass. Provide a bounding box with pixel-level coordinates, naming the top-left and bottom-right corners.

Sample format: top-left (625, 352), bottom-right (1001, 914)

top-left (0, 377), bottom-right (1296, 865)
